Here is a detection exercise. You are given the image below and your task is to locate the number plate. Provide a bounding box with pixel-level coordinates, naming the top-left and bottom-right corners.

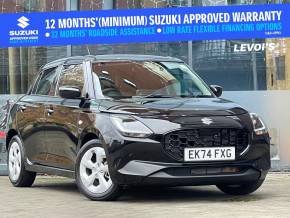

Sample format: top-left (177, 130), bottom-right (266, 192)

top-left (184, 147), bottom-right (235, 162)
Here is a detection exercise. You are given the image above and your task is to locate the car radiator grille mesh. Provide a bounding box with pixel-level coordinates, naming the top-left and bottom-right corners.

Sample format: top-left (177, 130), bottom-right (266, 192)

top-left (163, 129), bottom-right (249, 161)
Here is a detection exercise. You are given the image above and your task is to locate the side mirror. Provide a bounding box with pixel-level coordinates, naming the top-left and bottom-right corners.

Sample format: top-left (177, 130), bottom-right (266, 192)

top-left (59, 86), bottom-right (81, 99)
top-left (210, 85), bottom-right (223, 97)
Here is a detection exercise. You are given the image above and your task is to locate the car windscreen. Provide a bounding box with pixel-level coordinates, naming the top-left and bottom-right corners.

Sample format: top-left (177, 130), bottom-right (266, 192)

top-left (92, 61), bottom-right (212, 99)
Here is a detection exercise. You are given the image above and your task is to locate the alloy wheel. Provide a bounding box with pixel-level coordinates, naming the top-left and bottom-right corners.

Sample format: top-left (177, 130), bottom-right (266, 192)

top-left (79, 147), bottom-right (112, 194)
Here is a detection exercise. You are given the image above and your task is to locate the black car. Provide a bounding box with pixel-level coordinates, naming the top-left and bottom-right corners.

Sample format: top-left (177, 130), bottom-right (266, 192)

top-left (2, 55), bottom-right (270, 200)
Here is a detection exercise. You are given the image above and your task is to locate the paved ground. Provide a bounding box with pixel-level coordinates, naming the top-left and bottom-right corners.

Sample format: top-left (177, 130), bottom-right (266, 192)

top-left (0, 173), bottom-right (289, 218)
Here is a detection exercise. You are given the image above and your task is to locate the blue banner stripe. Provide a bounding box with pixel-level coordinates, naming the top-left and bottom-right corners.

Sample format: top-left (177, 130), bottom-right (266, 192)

top-left (0, 4), bottom-right (289, 48)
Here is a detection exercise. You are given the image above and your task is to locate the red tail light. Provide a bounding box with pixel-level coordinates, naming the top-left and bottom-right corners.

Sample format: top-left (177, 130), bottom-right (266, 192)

top-left (0, 131), bottom-right (6, 139)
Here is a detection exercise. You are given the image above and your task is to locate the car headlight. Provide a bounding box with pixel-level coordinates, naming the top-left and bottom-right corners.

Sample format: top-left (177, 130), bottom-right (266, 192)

top-left (110, 115), bottom-right (153, 138)
top-left (250, 113), bottom-right (268, 135)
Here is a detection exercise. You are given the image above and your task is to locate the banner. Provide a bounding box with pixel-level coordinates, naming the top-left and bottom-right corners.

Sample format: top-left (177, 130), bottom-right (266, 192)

top-left (0, 4), bottom-right (289, 48)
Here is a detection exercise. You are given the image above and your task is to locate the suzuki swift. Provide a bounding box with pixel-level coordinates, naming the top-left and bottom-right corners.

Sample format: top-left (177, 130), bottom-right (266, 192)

top-left (2, 55), bottom-right (270, 200)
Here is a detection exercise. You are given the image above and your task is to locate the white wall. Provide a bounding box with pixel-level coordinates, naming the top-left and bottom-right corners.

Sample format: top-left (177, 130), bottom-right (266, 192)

top-left (224, 91), bottom-right (290, 170)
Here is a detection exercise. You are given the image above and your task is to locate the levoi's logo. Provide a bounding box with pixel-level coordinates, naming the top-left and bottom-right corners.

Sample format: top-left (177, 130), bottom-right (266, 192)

top-left (17, 16), bottom-right (29, 29)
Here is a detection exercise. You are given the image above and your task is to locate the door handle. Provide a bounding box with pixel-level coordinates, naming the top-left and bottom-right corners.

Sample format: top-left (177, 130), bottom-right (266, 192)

top-left (47, 108), bottom-right (54, 115)
top-left (20, 105), bottom-right (27, 112)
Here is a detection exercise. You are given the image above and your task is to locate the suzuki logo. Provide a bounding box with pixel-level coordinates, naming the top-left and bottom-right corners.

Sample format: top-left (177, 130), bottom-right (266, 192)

top-left (201, 117), bottom-right (213, 125)
top-left (17, 16), bottom-right (30, 29)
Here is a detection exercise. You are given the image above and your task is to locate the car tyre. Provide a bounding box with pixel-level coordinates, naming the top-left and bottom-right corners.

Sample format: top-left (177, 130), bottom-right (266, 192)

top-left (75, 139), bottom-right (120, 201)
top-left (216, 179), bottom-right (265, 195)
top-left (7, 135), bottom-right (36, 187)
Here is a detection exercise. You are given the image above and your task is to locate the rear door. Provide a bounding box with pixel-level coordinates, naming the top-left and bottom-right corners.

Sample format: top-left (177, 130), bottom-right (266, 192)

top-left (44, 64), bottom-right (86, 170)
top-left (17, 67), bottom-right (59, 165)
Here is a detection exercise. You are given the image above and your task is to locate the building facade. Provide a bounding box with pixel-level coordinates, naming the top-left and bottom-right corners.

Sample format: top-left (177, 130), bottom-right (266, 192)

top-left (1, 0), bottom-right (290, 172)
top-left (2, 0), bottom-right (290, 95)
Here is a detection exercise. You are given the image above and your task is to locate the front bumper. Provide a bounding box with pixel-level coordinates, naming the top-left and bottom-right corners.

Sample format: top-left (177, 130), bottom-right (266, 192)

top-left (115, 156), bottom-right (268, 186)
top-left (106, 135), bottom-right (270, 186)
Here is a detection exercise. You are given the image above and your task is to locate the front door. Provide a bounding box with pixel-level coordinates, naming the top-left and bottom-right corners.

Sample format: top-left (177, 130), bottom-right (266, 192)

top-left (17, 95), bottom-right (46, 164)
top-left (44, 64), bottom-right (85, 170)
top-left (17, 67), bottom-right (59, 165)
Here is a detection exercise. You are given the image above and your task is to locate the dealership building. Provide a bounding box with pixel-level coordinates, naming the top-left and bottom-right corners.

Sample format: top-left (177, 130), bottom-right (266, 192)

top-left (1, 0), bottom-right (290, 174)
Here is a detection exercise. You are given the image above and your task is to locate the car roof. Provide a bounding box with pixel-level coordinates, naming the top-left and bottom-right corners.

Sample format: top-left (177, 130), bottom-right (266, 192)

top-left (42, 54), bottom-right (184, 70)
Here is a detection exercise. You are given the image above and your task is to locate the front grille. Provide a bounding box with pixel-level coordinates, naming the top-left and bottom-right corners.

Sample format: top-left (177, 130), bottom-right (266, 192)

top-left (163, 129), bottom-right (249, 161)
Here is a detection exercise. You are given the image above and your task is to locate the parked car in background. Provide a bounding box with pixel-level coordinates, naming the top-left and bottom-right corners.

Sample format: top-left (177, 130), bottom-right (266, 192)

top-left (0, 113), bottom-right (5, 154)
top-left (3, 55), bottom-right (270, 200)
top-left (0, 100), bottom-right (12, 153)
top-left (0, 100), bottom-right (14, 167)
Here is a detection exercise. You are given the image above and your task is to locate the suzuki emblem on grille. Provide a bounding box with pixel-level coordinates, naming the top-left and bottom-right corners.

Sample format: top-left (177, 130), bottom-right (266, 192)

top-left (201, 117), bottom-right (213, 125)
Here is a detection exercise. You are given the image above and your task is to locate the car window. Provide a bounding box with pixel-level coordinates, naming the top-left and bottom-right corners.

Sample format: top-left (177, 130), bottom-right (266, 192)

top-left (34, 67), bottom-right (58, 96)
top-left (30, 72), bottom-right (43, 94)
top-left (57, 64), bottom-right (85, 96)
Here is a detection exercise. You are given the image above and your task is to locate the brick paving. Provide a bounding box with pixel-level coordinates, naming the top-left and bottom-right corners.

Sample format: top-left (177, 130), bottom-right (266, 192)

top-left (0, 173), bottom-right (289, 218)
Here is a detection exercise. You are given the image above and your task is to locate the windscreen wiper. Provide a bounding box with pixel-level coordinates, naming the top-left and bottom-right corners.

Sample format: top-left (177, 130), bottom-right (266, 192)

top-left (192, 94), bottom-right (213, 98)
top-left (143, 94), bottom-right (172, 98)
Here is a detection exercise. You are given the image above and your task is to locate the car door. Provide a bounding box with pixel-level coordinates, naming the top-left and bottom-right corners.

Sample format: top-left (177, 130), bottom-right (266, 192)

top-left (17, 67), bottom-right (59, 165)
top-left (44, 64), bottom-right (86, 170)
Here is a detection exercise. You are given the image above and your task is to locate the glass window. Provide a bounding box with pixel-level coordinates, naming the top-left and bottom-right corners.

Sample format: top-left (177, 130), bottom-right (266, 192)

top-left (92, 61), bottom-right (212, 98)
top-left (73, 0), bottom-right (188, 64)
top-left (34, 67), bottom-right (58, 96)
top-left (79, 0), bottom-right (103, 10)
top-left (276, 56), bottom-right (286, 80)
top-left (57, 64), bottom-right (85, 95)
top-left (30, 72), bottom-right (43, 94)
top-left (0, 0), bottom-right (67, 95)
top-left (190, 0), bottom-right (268, 91)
